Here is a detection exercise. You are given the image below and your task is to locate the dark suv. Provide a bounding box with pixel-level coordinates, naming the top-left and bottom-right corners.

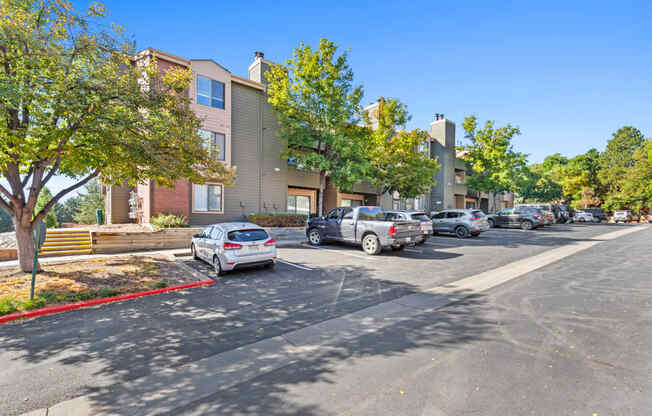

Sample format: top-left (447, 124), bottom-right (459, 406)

top-left (487, 207), bottom-right (544, 230)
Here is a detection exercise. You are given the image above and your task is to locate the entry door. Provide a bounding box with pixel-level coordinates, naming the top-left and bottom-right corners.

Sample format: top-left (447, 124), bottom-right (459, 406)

top-left (339, 208), bottom-right (355, 241)
top-left (198, 226), bottom-right (212, 259)
top-left (324, 208), bottom-right (342, 239)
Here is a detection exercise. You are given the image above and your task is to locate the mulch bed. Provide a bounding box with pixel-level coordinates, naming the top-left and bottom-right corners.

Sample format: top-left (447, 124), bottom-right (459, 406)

top-left (0, 255), bottom-right (197, 315)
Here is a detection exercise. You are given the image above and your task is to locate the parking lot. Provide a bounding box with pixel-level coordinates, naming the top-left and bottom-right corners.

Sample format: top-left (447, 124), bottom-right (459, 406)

top-left (0, 222), bottom-right (643, 415)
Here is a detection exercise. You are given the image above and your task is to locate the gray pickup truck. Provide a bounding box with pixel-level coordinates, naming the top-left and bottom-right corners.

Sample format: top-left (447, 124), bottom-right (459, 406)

top-left (306, 206), bottom-right (422, 255)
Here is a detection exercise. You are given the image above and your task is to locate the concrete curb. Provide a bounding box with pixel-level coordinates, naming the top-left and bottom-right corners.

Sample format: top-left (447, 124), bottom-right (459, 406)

top-left (0, 279), bottom-right (215, 325)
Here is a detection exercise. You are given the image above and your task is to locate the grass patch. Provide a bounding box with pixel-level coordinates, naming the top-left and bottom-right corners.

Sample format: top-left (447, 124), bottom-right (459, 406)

top-left (0, 255), bottom-right (181, 317)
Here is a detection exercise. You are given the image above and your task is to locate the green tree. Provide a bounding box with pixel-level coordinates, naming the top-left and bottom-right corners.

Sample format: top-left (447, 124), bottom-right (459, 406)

top-left (459, 116), bottom-right (527, 212)
top-left (54, 196), bottom-right (81, 224)
top-left (35, 187), bottom-right (58, 228)
top-left (0, 205), bottom-right (12, 233)
top-left (363, 98), bottom-right (440, 199)
top-left (73, 180), bottom-right (105, 224)
top-left (0, 1), bottom-right (235, 271)
top-left (515, 166), bottom-right (563, 203)
top-left (266, 38), bottom-right (367, 215)
top-left (603, 139), bottom-right (651, 214)
top-left (599, 126), bottom-right (646, 198)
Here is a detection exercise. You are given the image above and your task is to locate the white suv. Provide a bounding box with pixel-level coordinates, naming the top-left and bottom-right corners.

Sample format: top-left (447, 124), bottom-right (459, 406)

top-left (574, 211), bottom-right (594, 222)
top-left (613, 210), bottom-right (633, 223)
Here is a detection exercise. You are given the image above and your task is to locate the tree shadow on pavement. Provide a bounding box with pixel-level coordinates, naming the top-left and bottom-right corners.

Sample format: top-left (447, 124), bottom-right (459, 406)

top-left (0, 259), bottom-right (494, 416)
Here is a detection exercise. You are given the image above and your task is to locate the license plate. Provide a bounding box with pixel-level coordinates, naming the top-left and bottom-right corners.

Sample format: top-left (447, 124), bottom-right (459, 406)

top-left (247, 245), bottom-right (260, 252)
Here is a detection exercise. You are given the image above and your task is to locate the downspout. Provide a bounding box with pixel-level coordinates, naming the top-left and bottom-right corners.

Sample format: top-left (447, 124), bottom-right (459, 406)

top-left (258, 91), bottom-right (264, 213)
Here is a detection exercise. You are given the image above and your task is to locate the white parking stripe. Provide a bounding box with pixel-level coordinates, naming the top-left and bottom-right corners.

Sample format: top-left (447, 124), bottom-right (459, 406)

top-left (302, 244), bottom-right (375, 260)
top-left (403, 248), bottom-right (422, 253)
top-left (276, 259), bottom-right (313, 271)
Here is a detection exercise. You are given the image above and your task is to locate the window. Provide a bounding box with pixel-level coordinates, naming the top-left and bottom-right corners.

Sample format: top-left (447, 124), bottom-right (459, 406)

top-left (193, 183), bottom-right (223, 213)
top-left (433, 212), bottom-right (446, 219)
top-left (342, 208), bottom-right (354, 219)
top-left (199, 129), bottom-right (225, 161)
top-left (201, 226), bottom-right (213, 238)
top-left (410, 213), bottom-right (431, 221)
top-left (455, 170), bottom-right (465, 184)
top-left (210, 227), bottom-right (222, 240)
top-left (342, 199), bottom-right (362, 207)
top-left (446, 212), bottom-right (463, 219)
top-left (384, 212), bottom-right (401, 220)
top-left (471, 210), bottom-right (486, 218)
top-left (197, 75), bottom-right (225, 109)
top-left (287, 195), bottom-right (310, 215)
top-left (465, 201), bottom-right (476, 209)
top-left (418, 141), bottom-right (429, 153)
top-left (392, 200), bottom-right (400, 210)
top-left (326, 209), bottom-right (340, 220)
top-left (227, 229), bottom-right (269, 242)
top-left (358, 207), bottom-right (384, 221)
top-left (499, 209), bottom-right (513, 215)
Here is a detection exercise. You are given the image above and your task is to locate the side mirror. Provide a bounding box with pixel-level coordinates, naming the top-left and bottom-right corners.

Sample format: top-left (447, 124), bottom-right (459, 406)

top-left (193, 233), bottom-right (202, 238)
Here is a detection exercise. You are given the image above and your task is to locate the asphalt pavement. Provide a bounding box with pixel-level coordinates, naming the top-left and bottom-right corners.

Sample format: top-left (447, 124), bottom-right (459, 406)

top-left (1, 223), bottom-right (649, 415)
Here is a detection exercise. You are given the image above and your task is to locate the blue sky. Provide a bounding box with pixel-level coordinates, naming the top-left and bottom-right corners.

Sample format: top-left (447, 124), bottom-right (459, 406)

top-left (46, 0), bottom-right (652, 195)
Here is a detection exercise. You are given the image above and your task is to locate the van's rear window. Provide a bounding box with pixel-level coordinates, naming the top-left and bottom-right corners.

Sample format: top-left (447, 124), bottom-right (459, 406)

top-left (411, 214), bottom-right (431, 221)
top-left (227, 229), bottom-right (269, 242)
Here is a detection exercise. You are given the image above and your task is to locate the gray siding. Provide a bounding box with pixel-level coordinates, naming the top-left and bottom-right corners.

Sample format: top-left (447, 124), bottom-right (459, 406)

top-left (260, 100), bottom-right (288, 213)
top-left (189, 83), bottom-right (262, 225)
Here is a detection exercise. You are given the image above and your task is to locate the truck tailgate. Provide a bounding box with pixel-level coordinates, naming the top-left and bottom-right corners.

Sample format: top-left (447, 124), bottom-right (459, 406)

top-left (393, 221), bottom-right (422, 238)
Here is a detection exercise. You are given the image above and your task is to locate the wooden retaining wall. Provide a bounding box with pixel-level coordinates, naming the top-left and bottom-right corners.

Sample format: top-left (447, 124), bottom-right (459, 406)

top-left (0, 248), bottom-right (17, 261)
top-left (92, 228), bottom-right (203, 254)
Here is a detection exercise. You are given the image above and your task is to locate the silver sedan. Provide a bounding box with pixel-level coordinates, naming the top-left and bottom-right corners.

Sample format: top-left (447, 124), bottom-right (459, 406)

top-left (191, 222), bottom-right (277, 276)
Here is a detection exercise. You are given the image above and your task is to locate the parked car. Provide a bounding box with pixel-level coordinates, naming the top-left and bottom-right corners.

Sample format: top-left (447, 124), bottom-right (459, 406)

top-left (584, 208), bottom-right (606, 222)
top-left (191, 222), bottom-right (277, 276)
top-left (384, 210), bottom-right (433, 244)
top-left (306, 206), bottom-right (423, 254)
top-left (557, 204), bottom-right (572, 223)
top-left (613, 210), bottom-right (633, 223)
top-left (517, 203), bottom-right (560, 223)
top-left (573, 210), bottom-right (594, 222)
top-left (486, 207), bottom-right (544, 230)
top-left (431, 209), bottom-right (490, 238)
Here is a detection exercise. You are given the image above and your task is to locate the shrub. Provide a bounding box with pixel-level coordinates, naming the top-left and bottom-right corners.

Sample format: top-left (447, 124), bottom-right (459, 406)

top-left (247, 213), bottom-right (308, 227)
top-left (151, 213), bottom-right (189, 228)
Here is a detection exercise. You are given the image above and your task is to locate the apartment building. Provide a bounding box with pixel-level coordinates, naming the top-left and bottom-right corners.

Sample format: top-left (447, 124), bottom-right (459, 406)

top-left (371, 110), bottom-right (513, 214)
top-left (105, 49), bottom-right (377, 225)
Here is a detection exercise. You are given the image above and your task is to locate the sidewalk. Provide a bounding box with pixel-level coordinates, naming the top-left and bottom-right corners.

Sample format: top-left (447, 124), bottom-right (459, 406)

top-left (0, 239), bottom-right (306, 269)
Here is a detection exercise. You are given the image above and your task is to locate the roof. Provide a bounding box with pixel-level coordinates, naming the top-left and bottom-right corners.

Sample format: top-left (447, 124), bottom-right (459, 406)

top-left (213, 222), bottom-right (264, 231)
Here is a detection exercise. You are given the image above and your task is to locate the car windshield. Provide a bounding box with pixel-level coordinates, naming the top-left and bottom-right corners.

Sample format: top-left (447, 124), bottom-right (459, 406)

top-left (410, 213), bottom-right (431, 221)
top-left (227, 229), bottom-right (269, 242)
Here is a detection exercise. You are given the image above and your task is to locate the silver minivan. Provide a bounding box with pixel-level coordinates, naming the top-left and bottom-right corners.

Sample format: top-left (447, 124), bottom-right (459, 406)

top-left (431, 209), bottom-right (490, 238)
top-left (191, 222), bottom-right (277, 276)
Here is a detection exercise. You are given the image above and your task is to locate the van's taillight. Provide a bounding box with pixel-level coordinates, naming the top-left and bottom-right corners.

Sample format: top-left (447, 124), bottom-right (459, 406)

top-left (264, 239), bottom-right (276, 246)
top-left (388, 225), bottom-right (397, 236)
top-left (223, 242), bottom-right (242, 250)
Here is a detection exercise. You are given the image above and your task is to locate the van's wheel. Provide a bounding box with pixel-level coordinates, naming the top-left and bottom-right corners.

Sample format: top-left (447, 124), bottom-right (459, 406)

top-left (362, 234), bottom-right (382, 255)
top-left (191, 244), bottom-right (198, 260)
top-left (308, 228), bottom-right (322, 246)
top-left (213, 256), bottom-right (224, 277)
top-left (487, 218), bottom-right (495, 228)
top-left (455, 226), bottom-right (469, 239)
top-left (521, 220), bottom-right (534, 231)
top-left (391, 244), bottom-right (405, 251)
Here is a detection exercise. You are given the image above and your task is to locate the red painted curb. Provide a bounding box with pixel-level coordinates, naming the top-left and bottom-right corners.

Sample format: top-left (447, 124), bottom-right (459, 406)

top-left (0, 279), bottom-right (215, 324)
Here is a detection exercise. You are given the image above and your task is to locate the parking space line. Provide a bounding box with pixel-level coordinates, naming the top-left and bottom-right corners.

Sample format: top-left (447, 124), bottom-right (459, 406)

top-left (276, 259), bottom-right (313, 271)
top-left (403, 248), bottom-right (422, 253)
top-left (302, 244), bottom-right (377, 260)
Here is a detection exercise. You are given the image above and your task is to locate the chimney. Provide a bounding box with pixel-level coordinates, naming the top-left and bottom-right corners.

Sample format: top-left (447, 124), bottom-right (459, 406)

top-left (254, 51), bottom-right (264, 59)
top-left (434, 113), bottom-right (445, 121)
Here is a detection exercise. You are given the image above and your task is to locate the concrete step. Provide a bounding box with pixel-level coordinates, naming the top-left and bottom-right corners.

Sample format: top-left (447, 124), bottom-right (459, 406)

top-left (39, 248), bottom-right (93, 257)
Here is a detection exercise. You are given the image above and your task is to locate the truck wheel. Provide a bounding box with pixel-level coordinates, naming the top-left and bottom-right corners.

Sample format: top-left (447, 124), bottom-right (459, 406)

top-left (521, 220), bottom-right (534, 230)
top-left (362, 234), bottom-right (382, 255)
top-left (455, 226), bottom-right (469, 239)
top-left (308, 228), bottom-right (322, 246)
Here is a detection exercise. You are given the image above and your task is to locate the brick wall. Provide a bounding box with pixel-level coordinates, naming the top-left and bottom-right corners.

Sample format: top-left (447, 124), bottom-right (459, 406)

top-left (152, 180), bottom-right (190, 219)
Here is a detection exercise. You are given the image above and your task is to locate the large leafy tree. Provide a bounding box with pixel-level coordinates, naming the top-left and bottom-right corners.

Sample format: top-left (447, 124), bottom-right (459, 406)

top-left (35, 187), bottom-right (58, 228)
top-left (54, 196), bottom-right (80, 224)
top-left (73, 179), bottom-right (104, 224)
top-left (363, 98), bottom-right (440, 199)
top-left (515, 166), bottom-right (563, 203)
top-left (1, 1), bottom-right (235, 271)
top-left (266, 38), bottom-right (367, 215)
top-left (459, 115), bottom-right (527, 211)
top-left (599, 126), bottom-right (646, 197)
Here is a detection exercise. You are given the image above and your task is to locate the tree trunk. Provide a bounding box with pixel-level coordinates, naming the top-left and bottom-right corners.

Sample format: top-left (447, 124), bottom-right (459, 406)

top-left (318, 171), bottom-right (326, 216)
top-left (15, 220), bottom-right (39, 273)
